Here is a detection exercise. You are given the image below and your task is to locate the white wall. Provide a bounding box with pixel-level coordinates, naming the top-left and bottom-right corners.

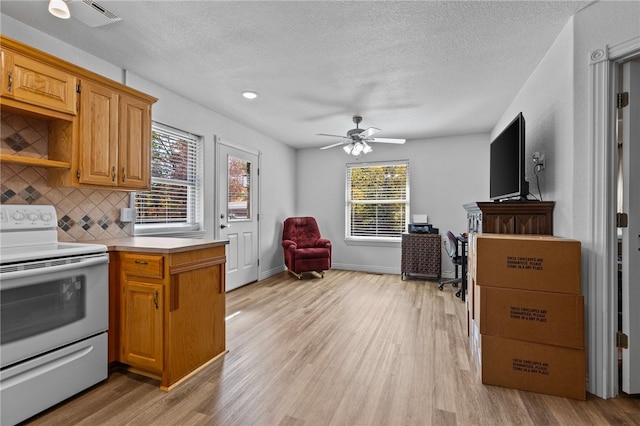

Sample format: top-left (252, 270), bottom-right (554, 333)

top-left (572, 1), bottom-right (640, 245)
top-left (1, 15), bottom-right (297, 278)
top-left (489, 1), bottom-right (640, 398)
top-left (296, 134), bottom-right (489, 274)
top-left (492, 17), bottom-right (575, 237)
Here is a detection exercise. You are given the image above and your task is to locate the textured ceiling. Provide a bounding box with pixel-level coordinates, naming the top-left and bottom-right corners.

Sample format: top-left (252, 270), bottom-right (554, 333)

top-left (0, 1), bottom-right (593, 149)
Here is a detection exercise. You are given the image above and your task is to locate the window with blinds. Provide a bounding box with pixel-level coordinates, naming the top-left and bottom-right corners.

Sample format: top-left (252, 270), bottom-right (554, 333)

top-left (133, 123), bottom-right (203, 235)
top-left (346, 161), bottom-right (409, 240)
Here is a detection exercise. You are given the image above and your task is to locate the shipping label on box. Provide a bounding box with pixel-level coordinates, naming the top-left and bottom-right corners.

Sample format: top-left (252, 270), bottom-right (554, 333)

top-left (475, 234), bottom-right (581, 294)
top-left (481, 335), bottom-right (586, 400)
top-left (479, 286), bottom-right (585, 349)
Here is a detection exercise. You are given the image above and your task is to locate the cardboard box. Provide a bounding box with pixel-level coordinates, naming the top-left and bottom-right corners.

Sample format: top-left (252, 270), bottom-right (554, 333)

top-left (479, 286), bottom-right (585, 349)
top-left (475, 234), bottom-right (581, 294)
top-left (481, 335), bottom-right (586, 400)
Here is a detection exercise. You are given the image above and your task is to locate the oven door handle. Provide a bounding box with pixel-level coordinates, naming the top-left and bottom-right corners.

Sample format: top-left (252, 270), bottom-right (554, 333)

top-left (0, 255), bottom-right (109, 282)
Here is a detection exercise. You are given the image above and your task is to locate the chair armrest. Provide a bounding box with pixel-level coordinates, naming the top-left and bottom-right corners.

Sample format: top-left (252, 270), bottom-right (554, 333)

top-left (282, 239), bottom-right (297, 250)
top-left (316, 238), bottom-right (331, 248)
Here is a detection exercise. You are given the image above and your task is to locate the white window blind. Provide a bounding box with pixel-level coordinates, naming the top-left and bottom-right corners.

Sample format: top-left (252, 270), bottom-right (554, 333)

top-left (346, 161), bottom-right (409, 240)
top-left (134, 123), bottom-right (203, 235)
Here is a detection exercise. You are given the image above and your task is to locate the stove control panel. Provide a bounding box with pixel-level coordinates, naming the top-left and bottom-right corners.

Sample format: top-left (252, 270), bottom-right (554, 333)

top-left (0, 204), bottom-right (58, 230)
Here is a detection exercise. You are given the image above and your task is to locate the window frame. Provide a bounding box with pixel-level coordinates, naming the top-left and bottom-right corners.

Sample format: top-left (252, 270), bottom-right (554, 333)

top-left (345, 160), bottom-right (410, 245)
top-left (132, 122), bottom-right (204, 237)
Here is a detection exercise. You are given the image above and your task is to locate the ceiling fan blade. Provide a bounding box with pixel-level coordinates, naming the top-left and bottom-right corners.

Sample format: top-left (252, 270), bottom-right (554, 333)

top-left (369, 137), bottom-right (406, 144)
top-left (320, 141), bottom-right (347, 150)
top-left (359, 127), bottom-right (380, 138)
top-left (317, 133), bottom-right (349, 139)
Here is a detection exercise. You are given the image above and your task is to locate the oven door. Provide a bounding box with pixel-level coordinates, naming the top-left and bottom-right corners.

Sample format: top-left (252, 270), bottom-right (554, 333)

top-left (0, 253), bottom-right (109, 368)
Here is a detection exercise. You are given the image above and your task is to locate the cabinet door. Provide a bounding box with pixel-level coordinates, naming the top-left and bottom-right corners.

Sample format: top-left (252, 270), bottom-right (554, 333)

top-left (121, 280), bottom-right (163, 373)
top-left (1, 49), bottom-right (77, 115)
top-left (119, 94), bottom-right (151, 189)
top-left (484, 214), bottom-right (515, 234)
top-left (79, 80), bottom-right (118, 186)
top-left (515, 214), bottom-right (550, 234)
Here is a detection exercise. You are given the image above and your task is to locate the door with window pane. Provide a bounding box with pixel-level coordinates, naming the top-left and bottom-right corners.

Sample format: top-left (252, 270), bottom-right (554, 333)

top-left (217, 140), bottom-right (259, 291)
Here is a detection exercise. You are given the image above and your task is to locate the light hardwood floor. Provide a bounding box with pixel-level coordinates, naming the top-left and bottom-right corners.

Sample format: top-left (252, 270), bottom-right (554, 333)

top-left (25, 270), bottom-right (640, 425)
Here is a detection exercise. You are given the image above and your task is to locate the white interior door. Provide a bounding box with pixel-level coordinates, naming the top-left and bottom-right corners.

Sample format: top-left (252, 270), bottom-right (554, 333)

top-left (620, 58), bottom-right (640, 394)
top-left (216, 139), bottom-right (259, 291)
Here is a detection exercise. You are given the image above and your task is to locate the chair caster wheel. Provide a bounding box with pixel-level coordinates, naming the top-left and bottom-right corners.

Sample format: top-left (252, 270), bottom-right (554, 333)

top-left (452, 283), bottom-right (458, 288)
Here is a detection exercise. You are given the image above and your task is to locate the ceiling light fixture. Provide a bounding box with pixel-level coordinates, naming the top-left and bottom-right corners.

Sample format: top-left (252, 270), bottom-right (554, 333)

top-left (48, 0), bottom-right (71, 19)
top-left (343, 141), bottom-right (372, 156)
top-left (242, 91), bottom-right (258, 100)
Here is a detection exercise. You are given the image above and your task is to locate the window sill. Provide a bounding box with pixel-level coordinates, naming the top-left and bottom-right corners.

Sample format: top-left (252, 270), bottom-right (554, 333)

top-left (134, 225), bottom-right (204, 239)
top-left (344, 237), bottom-right (401, 248)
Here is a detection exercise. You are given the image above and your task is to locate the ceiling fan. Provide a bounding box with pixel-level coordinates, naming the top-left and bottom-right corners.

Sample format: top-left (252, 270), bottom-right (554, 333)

top-left (318, 115), bottom-right (406, 156)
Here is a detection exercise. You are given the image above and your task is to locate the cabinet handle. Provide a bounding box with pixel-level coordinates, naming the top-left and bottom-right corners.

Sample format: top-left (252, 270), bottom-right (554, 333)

top-left (154, 290), bottom-right (159, 309)
top-left (111, 166), bottom-right (116, 182)
top-left (134, 259), bottom-right (148, 265)
top-left (7, 71), bottom-right (12, 92)
top-left (122, 166), bottom-right (126, 182)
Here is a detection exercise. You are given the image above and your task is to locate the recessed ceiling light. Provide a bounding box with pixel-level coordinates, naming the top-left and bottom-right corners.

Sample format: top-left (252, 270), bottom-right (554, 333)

top-left (242, 91), bottom-right (258, 100)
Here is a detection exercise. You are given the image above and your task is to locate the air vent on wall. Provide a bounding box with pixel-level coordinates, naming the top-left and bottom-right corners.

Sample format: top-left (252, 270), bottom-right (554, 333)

top-left (67, 0), bottom-right (121, 27)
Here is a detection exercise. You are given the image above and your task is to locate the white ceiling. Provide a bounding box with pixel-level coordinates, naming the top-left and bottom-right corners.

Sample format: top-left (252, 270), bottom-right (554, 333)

top-left (0, 0), bottom-right (593, 149)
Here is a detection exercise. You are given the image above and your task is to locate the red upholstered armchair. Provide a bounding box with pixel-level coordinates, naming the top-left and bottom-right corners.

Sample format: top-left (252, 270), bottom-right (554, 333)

top-left (282, 217), bottom-right (332, 279)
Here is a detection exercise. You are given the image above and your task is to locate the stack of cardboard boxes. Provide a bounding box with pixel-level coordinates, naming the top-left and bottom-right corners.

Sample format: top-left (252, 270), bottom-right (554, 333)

top-left (467, 234), bottom-right (585, 400)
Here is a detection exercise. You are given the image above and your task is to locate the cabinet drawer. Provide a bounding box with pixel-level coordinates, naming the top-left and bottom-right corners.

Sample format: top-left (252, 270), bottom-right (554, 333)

top-left (121, 253), bottom-right (164, 278)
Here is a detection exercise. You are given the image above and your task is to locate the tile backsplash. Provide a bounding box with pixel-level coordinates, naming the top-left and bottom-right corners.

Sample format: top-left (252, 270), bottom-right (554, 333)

top-left (1, 112), bottom-right (132, 241)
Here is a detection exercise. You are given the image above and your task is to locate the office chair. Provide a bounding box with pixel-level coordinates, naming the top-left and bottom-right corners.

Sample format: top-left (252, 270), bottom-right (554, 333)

top-left (439, 231), bottom-right (467, 298)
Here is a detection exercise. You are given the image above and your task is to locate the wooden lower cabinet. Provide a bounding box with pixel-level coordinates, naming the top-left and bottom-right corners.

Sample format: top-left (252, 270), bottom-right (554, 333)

top-left (121, 280), bottom-right (164, 373)
top-left (111, 245), bottom-right (226, 390)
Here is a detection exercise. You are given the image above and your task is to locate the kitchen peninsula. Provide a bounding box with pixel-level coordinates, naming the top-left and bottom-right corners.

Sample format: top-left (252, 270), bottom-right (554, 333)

top-left (96, 237), bottom-right (228, 391)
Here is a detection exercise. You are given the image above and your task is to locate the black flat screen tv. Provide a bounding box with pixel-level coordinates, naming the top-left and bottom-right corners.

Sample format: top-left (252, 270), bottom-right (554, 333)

top-left (489, 112), bottom-right (529, 201)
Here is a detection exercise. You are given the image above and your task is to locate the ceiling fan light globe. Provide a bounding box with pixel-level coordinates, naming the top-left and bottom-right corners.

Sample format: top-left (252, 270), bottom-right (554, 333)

top-left (352, 142), bottom-right (363, 155)
top-left (343, 144), bottom-right (353, 154)
top-left (362, 142), bottom-right (373, 154)
top-left (48, 0), bottom-right (70, 19)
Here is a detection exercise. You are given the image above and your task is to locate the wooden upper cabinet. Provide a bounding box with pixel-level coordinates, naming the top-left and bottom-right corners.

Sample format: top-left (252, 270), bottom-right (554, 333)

top-left (79, 80), bottom-right (119, 186)
top-left (1, 48), bottom-right (77, 115)
top-left (73, 80), bottom-right (153, 190)
top-left (118, 93), bottom-right (151, 189)
top-left (0, 35), bottom-right (157, 190)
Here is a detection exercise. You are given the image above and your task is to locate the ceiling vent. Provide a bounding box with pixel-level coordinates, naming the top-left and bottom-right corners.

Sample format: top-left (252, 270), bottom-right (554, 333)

top-left (67, 0), bottom-right (121, 27)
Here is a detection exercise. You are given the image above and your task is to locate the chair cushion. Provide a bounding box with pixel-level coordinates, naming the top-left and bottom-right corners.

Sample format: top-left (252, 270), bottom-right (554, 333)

top-left (295, 247), bottom-right (330, 259)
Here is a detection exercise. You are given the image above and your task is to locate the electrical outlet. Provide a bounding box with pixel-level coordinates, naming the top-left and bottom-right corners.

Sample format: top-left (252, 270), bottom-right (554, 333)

top-left (120, 207), bottom-right (135, 222)
top-left (533, 152), bottom-right (546, 171)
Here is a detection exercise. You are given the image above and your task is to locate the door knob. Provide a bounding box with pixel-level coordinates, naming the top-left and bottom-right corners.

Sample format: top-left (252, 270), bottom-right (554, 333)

top-left (220, 224), bottom-right (227, 229)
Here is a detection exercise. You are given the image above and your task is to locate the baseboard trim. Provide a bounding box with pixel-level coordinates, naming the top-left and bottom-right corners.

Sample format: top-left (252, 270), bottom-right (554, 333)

top-left (331, 263), bottom-right (400, 275)
top-left (262, 263), bottom-right (455, 280)
top-left (259, 265), bottom-right (286, 281)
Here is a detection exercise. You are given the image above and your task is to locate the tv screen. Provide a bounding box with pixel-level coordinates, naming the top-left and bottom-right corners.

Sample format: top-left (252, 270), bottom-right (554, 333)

top-left (490, 112), bottom-right (528, 201)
